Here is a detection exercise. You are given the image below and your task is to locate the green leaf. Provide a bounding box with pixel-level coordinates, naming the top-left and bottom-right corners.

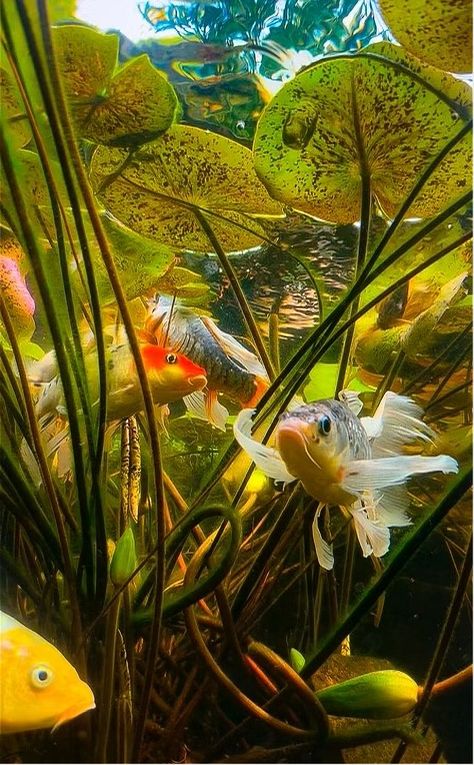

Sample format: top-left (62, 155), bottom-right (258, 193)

top-left (90, 124), bottom-right (284, 252)
top-left (303, 363), bottom-right (339, 400)
top-left (379, 0), bottom-right (472, 74)
top-left (152, 265), bottom-right (212, 304)
top-left (52, 26), bottom-right (178, 145)
top-left (93, 212), bottom-right (177, 301)
top-left (253, 42), bottom-right (471, 224)
top-left (0, 68), bottom-right (31, 149)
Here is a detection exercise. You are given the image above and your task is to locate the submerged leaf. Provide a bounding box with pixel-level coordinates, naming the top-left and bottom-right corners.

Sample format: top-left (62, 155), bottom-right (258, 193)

top-left (379, 0), bottom-right (472, 74)
top-left (53, 25), bottom-right (177, 145)
top-left (90, 124), bottom-right (284, 252)
top-left (93, 213), bottom-right (177, 301)
top-left (0, 69), bottom-right (31, 149)
top-left (253, 43), bottom-right (471, 223)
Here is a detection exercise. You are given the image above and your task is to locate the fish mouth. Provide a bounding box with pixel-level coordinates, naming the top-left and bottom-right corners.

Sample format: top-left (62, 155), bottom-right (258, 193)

top-left (277, 419), bottom-right (322, 470)
top-left (51, 684), bottom-right (95, 732)
top-left (189, 374), bottom-right (207, 390)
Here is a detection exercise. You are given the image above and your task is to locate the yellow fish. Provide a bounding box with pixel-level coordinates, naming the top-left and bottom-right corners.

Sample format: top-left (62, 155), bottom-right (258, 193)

top-left (0, 610), bottom-right (95, 734)
top-left (234, 391), bottom-right (458, 570)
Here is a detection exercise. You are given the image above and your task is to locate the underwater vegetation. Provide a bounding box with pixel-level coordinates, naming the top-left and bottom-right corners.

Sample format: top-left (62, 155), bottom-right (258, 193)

top-left (0, 0), bottom-right (472, 763)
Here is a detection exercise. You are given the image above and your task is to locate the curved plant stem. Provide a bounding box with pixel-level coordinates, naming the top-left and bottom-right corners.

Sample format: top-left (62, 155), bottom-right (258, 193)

top-left (430, 665), bottom-right (472, 698)
top-left (96, 594), bottom-right (122, 763)
top-left (195, 209), bottom-right (275, 379)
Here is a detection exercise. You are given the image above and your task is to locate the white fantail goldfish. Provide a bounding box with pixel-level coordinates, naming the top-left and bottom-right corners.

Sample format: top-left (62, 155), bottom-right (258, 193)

top-left (0, 610), bottom-right (95, 734)
top-left (32, 341), bottom-right (207, 422)
top-left (145, 296), bottom-right (269, 430)
top-left (233, 391), bottom-right (458, 570)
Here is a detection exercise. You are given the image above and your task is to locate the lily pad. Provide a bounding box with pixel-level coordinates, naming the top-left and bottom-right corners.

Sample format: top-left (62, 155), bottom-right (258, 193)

top-left (379, 0), bottom-right (472, 74)
top-left (53, 25), bottom-right (178, 145)
top-left (253, 42), bottom-right (471, 224)
top-left (90, 124), bottom-right (284, 252)
top-left (92, 213), bottom-right (177, 301)
top-left (0, 68), bottom-right (31, 149)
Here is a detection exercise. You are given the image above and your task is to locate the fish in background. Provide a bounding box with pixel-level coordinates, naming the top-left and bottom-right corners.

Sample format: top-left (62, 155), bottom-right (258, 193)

top-left (0, 610), bottom-right (95, 734)
top-left (32, 341), bottom-right (207, 423)
top-left (145, 295), bottom-right (269, 430)
top-left (233, 391), bottom-right (458, 570)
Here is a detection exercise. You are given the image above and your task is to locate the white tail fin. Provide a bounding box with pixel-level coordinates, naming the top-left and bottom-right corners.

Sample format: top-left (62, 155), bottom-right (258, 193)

top-left (312, 503), bottom-right (334, 570)
top-left (350, 503), bottom-right (391, 558)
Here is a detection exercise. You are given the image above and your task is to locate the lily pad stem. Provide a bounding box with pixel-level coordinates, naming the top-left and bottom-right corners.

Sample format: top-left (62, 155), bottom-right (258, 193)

top-left (195, 209), bottom-right (275, 380)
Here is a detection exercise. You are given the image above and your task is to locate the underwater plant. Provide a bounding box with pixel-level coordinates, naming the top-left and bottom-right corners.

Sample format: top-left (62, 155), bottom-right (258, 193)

top-left (0, 0), bottom-right (471, 763)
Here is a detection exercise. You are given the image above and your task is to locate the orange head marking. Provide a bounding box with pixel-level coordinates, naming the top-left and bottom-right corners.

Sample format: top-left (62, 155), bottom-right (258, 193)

top-left (140, 344), bottom-right (207, 401)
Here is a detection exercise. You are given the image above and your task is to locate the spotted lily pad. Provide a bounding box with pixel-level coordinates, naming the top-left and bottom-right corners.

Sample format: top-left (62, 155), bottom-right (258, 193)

top-left (253, 42), bottom-right (471, 224)
top-left (53, 25), bottom-right (178, 146)
top-left (0, 69), bottom-right (31, 149)
top-left (90, 124), bottom-right (284, 252)
top-left (379, 0), bottom-right (472, 74)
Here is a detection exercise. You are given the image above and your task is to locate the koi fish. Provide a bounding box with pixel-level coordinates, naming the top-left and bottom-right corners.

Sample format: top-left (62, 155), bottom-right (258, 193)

top-left (233, 391), bottom-right (458, 570)
top-left (145, 296), bottom-right (268, 430)
top-left (0, 610), bottom-right (94, 734)
top-left (33, 342), bottom-right (207, 422)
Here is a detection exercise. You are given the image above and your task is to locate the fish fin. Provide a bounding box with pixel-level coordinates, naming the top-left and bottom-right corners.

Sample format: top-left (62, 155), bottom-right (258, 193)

top-left (155, 404), bottom-right (170, 436)
top-left (312, 504), bottom-right (334, 570)
top-left (184, 390), bottom-right (229, 431)
top-left (244, 376), bottom-right (269, 407)
top-left (342, 455), bottom-right (459, 494)
top-left (233, 408), bottom-right (297, 484)
top-left (350, 504), bottom-right (391, 558)
top-left (338, 389), bottom-right (363, 416)
top-left (362, 392), bottom-right (434, 456)
top-left (201, 317), bottom-right (267, 377)
top-left (374, 486), bottom-right (412, 528)
top-left (136, 328), bottom-right (158, 344)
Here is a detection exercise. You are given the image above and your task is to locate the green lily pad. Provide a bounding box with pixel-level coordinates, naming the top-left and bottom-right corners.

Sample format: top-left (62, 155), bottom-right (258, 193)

top-left (253, 42), bottom-right (471, 224)
top-left (379, 0), bottom-right (472, 74)
top-left (93, 213), bottom-right (177, 301)
top-left (153, 266), bottom-right (212, 304)
top-left (53, 25), bottom-right (178, 145)
top-left (90, 124), bottom-right (284, 252)
top-left (0, 69), bottom-right (31, 149)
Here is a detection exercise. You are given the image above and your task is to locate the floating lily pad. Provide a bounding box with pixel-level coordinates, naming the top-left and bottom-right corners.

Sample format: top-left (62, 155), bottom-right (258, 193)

top-left (253, 42), bottom-right (471, 224)
top-left (379, 0), bottom-right (472, 74)
top-left (90, 124), bottom-right (284, 252)
top-left (53, 25), bottom-right (178, 145)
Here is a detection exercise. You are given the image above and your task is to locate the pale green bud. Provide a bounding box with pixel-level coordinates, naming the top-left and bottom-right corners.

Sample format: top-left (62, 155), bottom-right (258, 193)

top-left (289, 648), bottom-right (306, 674)
top-left (110, 527), bottom-right (136, 587)
top-left (316, 670), bottom-right (419, 719)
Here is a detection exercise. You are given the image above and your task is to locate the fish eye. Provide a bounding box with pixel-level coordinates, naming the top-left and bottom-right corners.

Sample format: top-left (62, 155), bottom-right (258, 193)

top-left (31, 665), bottom-right (54, 689)
top-left (165, 353), bottom-right (178, 364)
top-left (318, 415), bottom-right (331, 435)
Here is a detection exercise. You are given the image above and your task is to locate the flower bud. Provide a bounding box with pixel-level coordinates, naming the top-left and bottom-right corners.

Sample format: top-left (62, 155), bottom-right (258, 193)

top-left (289, 648), bottom-right (306, 674)
top-left (316, 670), bottom-right (419, 719)
top-left (110, 527), bottom-right (136, 587)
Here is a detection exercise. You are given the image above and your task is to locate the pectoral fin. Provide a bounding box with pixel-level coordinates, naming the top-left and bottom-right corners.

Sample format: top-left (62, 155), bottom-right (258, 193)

top-left (350, 505), bottom-right (391, 558)
top-left (233, 409), bottom-right (297, 484)
top-left (312, 504), bottom-right (334, 570)
top-left (184, 390), bottom-right (229, 431)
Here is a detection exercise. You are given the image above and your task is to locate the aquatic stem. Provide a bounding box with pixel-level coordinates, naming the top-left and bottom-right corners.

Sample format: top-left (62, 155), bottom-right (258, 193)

top-left (402, 322), bottom-right (472, 395)
top-left (96, 593), bottom-right (122, 763)
top-left (195, 208), bottom-right (275, 380)
top-left (391, 533), bottom-right (473, 763)
top-left (335, 74), bottom-right (372, 395)
top-left (429, 665), bottom-right (472, 698)
top-left (0, 289), bottom-right (83, 661)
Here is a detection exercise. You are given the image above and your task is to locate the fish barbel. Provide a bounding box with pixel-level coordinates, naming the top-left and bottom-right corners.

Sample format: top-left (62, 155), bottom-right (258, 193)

top-left (234, 391), bottom-right (458, 570)
top-left (145, 296), bottom-right (268, 429)
top-left (0, 610), bottom-right (95, 733)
